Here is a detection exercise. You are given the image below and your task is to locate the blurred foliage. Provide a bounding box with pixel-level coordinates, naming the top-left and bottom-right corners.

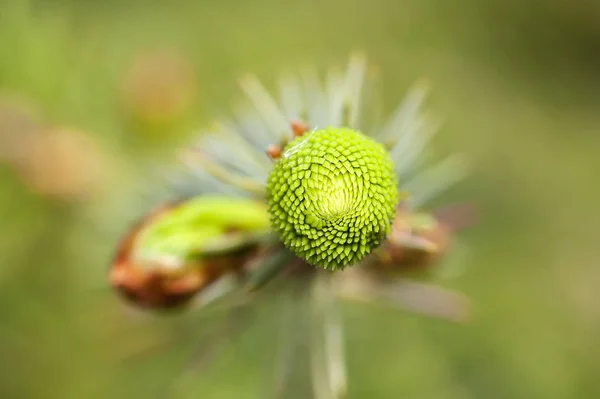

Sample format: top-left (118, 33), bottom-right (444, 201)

top-left (1, 0), bottom-right (600, 398)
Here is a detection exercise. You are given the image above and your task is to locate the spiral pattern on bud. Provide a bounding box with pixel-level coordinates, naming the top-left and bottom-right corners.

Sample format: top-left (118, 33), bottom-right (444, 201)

top-left (267, 127), bottom-right (399, 270)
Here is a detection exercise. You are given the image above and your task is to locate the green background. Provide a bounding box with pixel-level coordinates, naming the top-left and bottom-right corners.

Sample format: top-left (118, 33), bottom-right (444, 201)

top-left (1, 0), bottom-right (600, 398)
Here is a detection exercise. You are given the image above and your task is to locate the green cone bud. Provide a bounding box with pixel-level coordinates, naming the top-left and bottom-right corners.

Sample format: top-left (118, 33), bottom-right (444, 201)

top-left (267, 127), bottom-right (399, 270)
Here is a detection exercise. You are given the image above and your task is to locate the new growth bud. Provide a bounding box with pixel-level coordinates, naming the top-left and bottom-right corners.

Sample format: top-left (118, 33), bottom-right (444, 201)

top-left (267, 127), bottom-right (399, 270)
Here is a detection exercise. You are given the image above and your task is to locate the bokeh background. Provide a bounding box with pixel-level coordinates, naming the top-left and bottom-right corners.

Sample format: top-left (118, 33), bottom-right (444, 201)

top-left (1, 0), bottom-right (600, 398)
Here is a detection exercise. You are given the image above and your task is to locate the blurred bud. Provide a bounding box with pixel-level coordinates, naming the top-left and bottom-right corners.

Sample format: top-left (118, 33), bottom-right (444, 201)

top-left (110, 196), bottom-right (272, 310)
top-left (110, 202), bottom-right (208, 309)
top-left (364, 204), bottom-right (453, 276)
top-left (121, 49), bottom-right (196, 129)
top-left (14, 127), bottom-right (106, 201)
top-left (386, 205), bottom-right (451, 267)
top-left (366, 202), bottom-right (477, 274)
